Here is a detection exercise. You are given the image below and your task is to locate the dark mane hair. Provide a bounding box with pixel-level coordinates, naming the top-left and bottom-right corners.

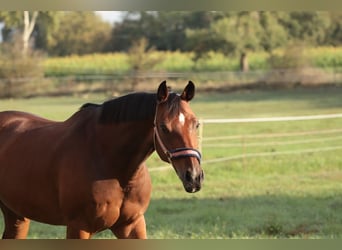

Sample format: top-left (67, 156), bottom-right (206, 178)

top-left (80, 92), bottom-right (181, 124)
top-left (100, 93), bottom-right (157, 123)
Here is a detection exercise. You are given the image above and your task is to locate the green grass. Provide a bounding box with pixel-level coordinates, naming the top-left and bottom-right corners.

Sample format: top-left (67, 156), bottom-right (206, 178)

top-left (0, 86), bottom-right (342, 238)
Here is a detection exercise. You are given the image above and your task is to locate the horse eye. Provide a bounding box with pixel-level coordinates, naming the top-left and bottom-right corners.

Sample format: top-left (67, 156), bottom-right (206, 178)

top-left (196, 122), bottom-right (200, 129)
top-left (160, 124), bottom-right (169, 133)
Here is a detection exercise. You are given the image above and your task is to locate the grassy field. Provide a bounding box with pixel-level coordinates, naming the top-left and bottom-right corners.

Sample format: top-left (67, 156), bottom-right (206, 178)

top-left (0, 86), bottom-right (342, 238)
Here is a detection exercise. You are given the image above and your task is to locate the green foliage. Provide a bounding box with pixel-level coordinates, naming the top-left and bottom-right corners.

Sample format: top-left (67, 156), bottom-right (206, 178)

top-left (127, 37), bottom-right (163, 89)
top-left (110, 11), bottom-right (341, 61)
top-left (259, 11), bottom-right (288, 53)
top-left (193, 51), bottom-right (239, 71)
top-left (214, 12), bottom-right (263, 54)
top-left (325, 12), bottom-right (342, 46)
top-left (278, 12), bottom-right (331, 45)
top-left (0, 11), bottom-right (58, 51)
top-left (306, 47), bottom-right (342, 68)
top-left (47, 12), bottom-right (111, 56)
top-left (1, 11), bottom-right (342, 58)
top-left (0, 11), bottom-right (24, 39)
top-left (0, 36), bottom-right (44, 98)
top-left (43, 46), bottom-right (342, 78)
top-left (153, 51), bottom-right (194, 72)
top-left (43, 53), bottom-right (130, 77)
top-left (34, 12), bottom-right (65, 52)
top-left (269, 42), bottom-right (310, 69)
top-left (127, 37), bottom-right (161, 71)
top-left (111, 11), bottom-right (217, 52)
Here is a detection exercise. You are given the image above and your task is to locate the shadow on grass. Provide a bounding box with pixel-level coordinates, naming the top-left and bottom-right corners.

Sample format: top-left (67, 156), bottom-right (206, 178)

top-left (0, 193), bottom-right (341, 239)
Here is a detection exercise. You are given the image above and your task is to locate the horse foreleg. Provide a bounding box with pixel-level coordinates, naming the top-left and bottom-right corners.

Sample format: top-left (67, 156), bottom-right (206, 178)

top-left (111, 215), bottom-right (147, 239)
top-left (66, 224), bottom-right (92, 239)
top-left (0, 202), bottom-right (30, 239)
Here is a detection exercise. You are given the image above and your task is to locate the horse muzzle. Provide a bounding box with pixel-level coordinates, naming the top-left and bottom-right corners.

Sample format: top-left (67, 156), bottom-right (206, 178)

top-left (182, 168), bottom-right (204, 193)
top-left (168, 148), bottom-right (204, 193)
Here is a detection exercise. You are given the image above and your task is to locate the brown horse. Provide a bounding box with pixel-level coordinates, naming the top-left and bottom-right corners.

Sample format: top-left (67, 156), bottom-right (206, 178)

top-left (0, 81), bottom-right (203, 239)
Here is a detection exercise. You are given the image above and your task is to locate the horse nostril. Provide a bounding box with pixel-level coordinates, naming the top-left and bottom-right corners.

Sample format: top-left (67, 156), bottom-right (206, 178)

top-left (200, 170), bottom-right (204, 181)
top-left (185, 170), bottom-right (193, 182)
top-left (196, 170), bottom-right (204, 182)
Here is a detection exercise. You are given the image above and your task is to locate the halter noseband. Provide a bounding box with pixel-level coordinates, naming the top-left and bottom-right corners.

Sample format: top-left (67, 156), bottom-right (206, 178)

top-left (154, 123), bottom-right (202, 164)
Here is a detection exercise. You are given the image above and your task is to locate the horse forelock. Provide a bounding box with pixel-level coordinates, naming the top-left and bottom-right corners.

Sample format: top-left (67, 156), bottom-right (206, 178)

top-left (165, 92), bottom-right (181, 118)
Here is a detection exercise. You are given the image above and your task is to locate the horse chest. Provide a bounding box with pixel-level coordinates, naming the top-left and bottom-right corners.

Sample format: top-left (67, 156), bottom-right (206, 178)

top-left (87, 178), bottom-right (151, 231)
top-left (90, 180), bottom-right (123, 218)
top-left (118, 174), bottom-right (152, 223)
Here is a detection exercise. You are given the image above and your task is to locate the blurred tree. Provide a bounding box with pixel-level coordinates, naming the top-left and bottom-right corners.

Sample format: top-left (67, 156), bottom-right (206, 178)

top-left (325, 12), bottom-right (342, 46)
top-left (0, 33), bottom-right (44, 98)
top-left (183, 11), bottom-right (216, 29)
top-left (110, 11), bottom-right (186, 51)
top-left (211, 12), bottom-right (263, 55)
top-left (127, 37), bottom-right (162, 90)
top-left (151, 12), bottom-right (187, 51)
top-left (33, 12), bottom-right (64, 52)
top-left (259, 11), bottom-right (288, 54)
top-left (109, 11), bottom-right (148, 51)
top-left (0, 11), bottom-right (63, 55)
top-left (278, 11), bottom-right (331, 45)
top-left (0, 11), bottom-right (39, 56)
top-left (47, 12), bottom-right (111, 56)
top-left (109, 11), bottom-right (222, 52)
top-left (186, 11), bottom-right (263, 71)
top-left (2, 10), bottom-right (341, 58)
top-left (185, 27), bottom-right (225, 61)
top-left (0, 11), bottom-right (46, 97)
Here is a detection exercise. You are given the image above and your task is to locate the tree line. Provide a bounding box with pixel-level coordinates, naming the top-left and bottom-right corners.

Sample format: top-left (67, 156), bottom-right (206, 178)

top-left (0, 11), bottom-right (341, 58)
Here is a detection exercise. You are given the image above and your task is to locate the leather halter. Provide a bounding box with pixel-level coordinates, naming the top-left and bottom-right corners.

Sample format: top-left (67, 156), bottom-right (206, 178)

top-left (153, 122), bottom-right (202, 164)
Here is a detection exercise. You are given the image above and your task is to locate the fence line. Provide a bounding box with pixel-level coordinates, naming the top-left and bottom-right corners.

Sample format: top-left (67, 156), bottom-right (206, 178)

top-left (201, 113), bottom-right (342, 124)
top-left (198, 113), bottom-right (342, 152)
top-left (203, 128), bottom-right (342, 141)
top-left (204, 134), bottom-right (342, 148)
top-left (149, 145), bottom-right (342, 172)
top-left (148, 113), bottom-right (342, 172)
top-left (201, 145), bottom-right (342, 165)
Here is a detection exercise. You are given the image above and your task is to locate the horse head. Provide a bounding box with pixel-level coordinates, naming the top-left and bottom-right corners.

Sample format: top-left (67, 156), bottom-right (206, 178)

top-left (154, 81), bottom-right (204, 193)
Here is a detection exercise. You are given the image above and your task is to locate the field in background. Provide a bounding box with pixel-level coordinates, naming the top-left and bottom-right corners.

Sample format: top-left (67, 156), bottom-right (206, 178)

top-left (44, 47), bottom-right (342, 77)
top-left (2, 46), bottom-right (341, 99)
top-left (0, 86), bottom-right (342, 238)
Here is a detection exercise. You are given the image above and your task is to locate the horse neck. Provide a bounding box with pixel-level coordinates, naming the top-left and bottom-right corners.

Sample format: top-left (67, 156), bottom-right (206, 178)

top-left (94, 117), bottom-right (155, 176)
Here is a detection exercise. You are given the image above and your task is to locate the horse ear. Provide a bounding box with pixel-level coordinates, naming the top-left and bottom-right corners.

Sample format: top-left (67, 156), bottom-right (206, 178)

top-left (157, 80), bottom-right (169, 103)
top-left (180, 81), bottom-right (195, 102)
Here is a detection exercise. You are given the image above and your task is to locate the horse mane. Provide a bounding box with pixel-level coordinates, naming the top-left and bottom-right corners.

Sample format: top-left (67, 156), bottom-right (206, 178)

top-left (80, 91), bottom-right (181, 124)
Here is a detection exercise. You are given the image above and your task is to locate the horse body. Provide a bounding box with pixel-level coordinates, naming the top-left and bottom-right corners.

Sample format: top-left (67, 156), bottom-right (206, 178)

top-left (0, 81), bottom-right (203, 239)
top-left (0, 109), bottom-right (153, 238)
top-left (0, 111), bottom-right (65, 221)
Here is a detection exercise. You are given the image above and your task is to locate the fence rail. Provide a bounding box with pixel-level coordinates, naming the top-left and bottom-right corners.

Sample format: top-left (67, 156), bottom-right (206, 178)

top-left (150, 113), bottom-right (342, 172)
top-left (198, 113), bottom-right (342, 151)
top-left (1, 67), bottom-right (341, 98)
top-left (201, 113), bottom-right (342, 124)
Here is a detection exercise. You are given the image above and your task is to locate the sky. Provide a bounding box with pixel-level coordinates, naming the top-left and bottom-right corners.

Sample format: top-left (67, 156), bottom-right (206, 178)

top-left (95, 11), bottom-right (125, 25)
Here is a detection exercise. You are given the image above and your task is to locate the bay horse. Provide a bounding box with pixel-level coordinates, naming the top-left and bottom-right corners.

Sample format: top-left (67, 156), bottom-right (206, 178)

top-left (0, 81), bottom-right (203, 239)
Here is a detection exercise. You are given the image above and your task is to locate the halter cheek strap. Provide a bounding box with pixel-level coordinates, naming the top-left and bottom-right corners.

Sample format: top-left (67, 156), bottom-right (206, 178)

top-left (154, 125), bottom-right (202, 164)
